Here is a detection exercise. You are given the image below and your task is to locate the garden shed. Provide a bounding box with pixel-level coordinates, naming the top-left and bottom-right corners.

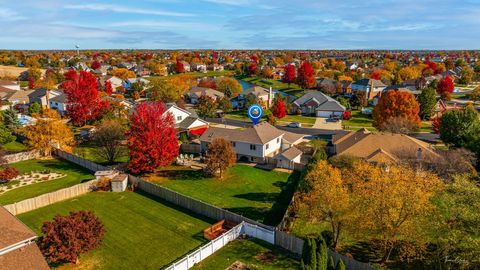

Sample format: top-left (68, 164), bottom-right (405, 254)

top-left (111, 174), bottom-right (128, 192)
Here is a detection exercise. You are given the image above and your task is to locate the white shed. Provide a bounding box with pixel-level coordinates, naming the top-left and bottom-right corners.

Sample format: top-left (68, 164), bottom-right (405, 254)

top-left (111, 174), bottom-right (128, 192)
top-left (94, 170), bottom-right (118, 180)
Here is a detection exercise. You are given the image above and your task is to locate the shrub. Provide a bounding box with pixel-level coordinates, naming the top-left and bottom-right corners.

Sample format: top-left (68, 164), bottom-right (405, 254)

top-left (38, 211), bottom-right (105, 264)
top-left (96, 177), bottom-right (111, 191)
top-left (342, 111), bottom-right (352, 120)
top-left (0, 167), bottom-right (20, 182)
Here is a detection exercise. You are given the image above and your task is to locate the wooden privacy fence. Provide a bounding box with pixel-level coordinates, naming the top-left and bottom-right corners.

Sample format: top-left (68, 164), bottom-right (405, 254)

top-left (53, 150), bottom-right (376, 270)
top-left (54, 149), bottom-right (108, 172)
top-left (3, 180), bottom-right (97, 215)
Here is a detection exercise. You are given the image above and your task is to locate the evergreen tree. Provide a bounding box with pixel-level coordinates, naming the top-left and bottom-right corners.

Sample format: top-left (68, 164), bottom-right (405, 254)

top-left (2, 109), bottom-right (20, 131)
top-left (301, 238), bottom-right (317, 270)
top-left (327, 256), bottom-right (335, 270)
top-left (335, 259), bottom-right (346, 270)
top-left (418, 87), bottom-right (437, 120)
top-left (316, 237), bottom-right (328, 270)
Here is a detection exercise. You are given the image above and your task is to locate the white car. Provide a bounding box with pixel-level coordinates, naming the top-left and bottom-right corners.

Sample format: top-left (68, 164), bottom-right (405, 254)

top-left (287, 122), bottom-right (301, 128)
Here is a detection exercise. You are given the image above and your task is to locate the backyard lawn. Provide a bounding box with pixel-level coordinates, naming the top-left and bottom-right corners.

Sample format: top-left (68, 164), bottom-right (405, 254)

top-left (192, 238), bottom-right (299, 270)
top-left (18, 192), bottom-right (212, 270)
top-left (241, 76), bottom-right (305, 97)
top-left (0, 158), bottom-right (94, 205)
top-left (2, 141), bottom-right (28, 153)
top-left (145, 165), bottom-right (299, 225)
top-left (73, 143), bottom-right (129, 165)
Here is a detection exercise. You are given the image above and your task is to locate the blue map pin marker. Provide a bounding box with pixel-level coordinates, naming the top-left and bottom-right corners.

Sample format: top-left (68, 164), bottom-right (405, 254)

top-left (247, 104), bottom-right (263, 125)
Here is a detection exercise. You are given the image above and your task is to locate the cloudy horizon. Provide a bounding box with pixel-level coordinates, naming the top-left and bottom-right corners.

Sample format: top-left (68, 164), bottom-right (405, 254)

top-left (1, 0), bottom-right (479, 50)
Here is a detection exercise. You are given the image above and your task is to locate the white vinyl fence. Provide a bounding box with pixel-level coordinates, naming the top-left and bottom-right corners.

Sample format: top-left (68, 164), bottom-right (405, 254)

top-left (165, 221), bottom-right (275, 270)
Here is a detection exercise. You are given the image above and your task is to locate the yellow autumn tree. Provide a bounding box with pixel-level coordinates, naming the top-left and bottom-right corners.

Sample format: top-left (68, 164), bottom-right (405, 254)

top-left (298, 160), bottom-right (352, 249)
top-left (397, 66), bottom-right (421, 82)
top-left (21, 109), bottom-right (74, 156)
top-left (349, 162), bottom-right (443, 263)
top-left (111, 68), bottom-right (136, 80)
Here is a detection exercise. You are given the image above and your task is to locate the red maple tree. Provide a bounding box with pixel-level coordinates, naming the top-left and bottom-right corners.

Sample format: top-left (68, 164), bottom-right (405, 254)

top-left (248, 62), bottom-right (258, 75)
top-left (61, 70), bottom-right (109, 125)
top-left (28, 77), bottom-right (35, 89)
top-left (437, 76), bottom-right (454, 100)
top-left (38, 211), bottom-right (105, 264)
top-left (370, 70), bottom-right (382, 80)
top-left (283, 64), bottom-right (296, 85)
top-left (297, 62), bottom-right (316, 89)
top-left (127, 102), bottom-right (179, 174)
top-left (104, 81), bottom-right (113, 95)
top-left (273, 99), bottom-right (287, 118)
top-left (198, 78), bottom-right (217, 89)
top-left (176, 61), bottom-right (185, 73)
top-left (91, 60), bottom-right (101, 70)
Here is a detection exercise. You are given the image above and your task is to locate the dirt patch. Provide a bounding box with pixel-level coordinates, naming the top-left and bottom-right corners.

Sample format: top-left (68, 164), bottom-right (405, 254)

top-left (0, 65), bottom-right (45, 79)
top-left (226, 261), bottom-right (248, 270)
top-left (255, 251), bottom-right (277, 264)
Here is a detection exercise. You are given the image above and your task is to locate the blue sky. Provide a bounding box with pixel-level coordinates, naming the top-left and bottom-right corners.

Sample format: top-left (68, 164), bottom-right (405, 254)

top-left (0, 0), bottom-right (479, 50)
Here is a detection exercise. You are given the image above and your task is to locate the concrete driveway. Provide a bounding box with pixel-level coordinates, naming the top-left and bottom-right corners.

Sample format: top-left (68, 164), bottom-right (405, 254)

top-left (312, 118), bottom-right (342, 130)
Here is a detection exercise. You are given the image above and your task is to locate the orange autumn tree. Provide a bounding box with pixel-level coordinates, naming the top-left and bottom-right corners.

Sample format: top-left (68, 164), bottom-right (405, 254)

top-left (373, 90), bottom-right (421, 132)
top-left (299, 160), bottom-right (352, 249)
top-left (349, 162), bottom-right (443, 263)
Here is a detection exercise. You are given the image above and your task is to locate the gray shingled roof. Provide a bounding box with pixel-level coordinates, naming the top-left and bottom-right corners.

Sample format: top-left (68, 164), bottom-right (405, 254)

top-left (293, 91), bottom-right (346, 112)
top-left (275, 146), bottom-right (302, 161)
top-left (200, 122), bottom-right (284, 145)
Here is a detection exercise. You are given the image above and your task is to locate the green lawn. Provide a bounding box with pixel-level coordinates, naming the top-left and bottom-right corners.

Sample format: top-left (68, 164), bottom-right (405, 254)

top-left (18, 192), bottom-right (211, 270)
top-left (342, 110), bottom-right (374, 129)
top-left (145, 165), bottom-right (298, 225)
top-left (0, 158), bottom-right (94, 205)
top-left (223, 111), bottom-right (316, 127)
top-left (241, 76), bottom-right (305, 97)
top-left (192, 239), bottom-right (299, 270)
top-left (73, 143), bottom-right (129, 165)
top-left (2, 141), bottom-right (27, 153)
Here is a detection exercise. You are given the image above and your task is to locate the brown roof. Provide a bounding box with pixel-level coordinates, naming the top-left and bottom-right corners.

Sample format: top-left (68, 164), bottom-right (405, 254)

top-left (275, 146), bottom-right (302, 160)
top-left (282, 131), bottom-right (304, 144)
top-left (0, 243), bottom-right (50, 270)
top-left (333, 129), bottom-right (438, 161)
top-left (200, 122), bottom-right (284, 145)
top-left (0, 80), bottom-right (17, 86)
top-left (0, 207), bottom-right (36, 250)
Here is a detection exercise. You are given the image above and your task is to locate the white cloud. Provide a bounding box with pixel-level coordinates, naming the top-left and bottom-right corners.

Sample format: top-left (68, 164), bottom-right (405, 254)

top-left (0, 8), bottom-right (25, 21)
top-left (64, 4), bottom-right (194, 17)
top-left (108, 20), bottom-right (219, 30)
top-left (202, 0), bottom-right (250, 6)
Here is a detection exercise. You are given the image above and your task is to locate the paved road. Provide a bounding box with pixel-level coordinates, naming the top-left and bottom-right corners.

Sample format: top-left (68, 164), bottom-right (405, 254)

top-left (206, 117), bottom-right (440, 142)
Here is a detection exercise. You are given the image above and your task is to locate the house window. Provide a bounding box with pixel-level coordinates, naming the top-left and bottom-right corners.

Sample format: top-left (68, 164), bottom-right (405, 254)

top-left (177, 116), bottom-right (182, 121)
top-left (232, 142), bottom-right (236, 147)
top-left (266, 144), bottom-right (269, 150)
top-left (250, 144), bottom-right (256, 151)
top-left (277, 138), bottom-right (280, 143)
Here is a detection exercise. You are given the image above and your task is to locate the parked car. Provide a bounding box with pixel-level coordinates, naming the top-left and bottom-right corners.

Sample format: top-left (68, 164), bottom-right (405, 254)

top-left (287, 122), bottom-right (301, 128)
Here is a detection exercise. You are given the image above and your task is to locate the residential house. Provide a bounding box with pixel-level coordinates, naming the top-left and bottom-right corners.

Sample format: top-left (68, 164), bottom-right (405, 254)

top-left (351, 78), bottom-right (387, 102)
top-left (329, 128), bottom-right (439, 164)
top-left (242, 86), bottom-right (276, 107)
top-left (49, 91), bottom-right (67, 115)
top-left (317, 78), bottom-right (341, 94)
top-left (180, 61), bottom-right (191, 72)
top-left (0, 87), bottom-right (33, 107)
top-left (199, 122), bottom-right (304, 169)
top-left (185, 86), bottom-right (224, 104)
top-left (340, 80), bottom-right (353, 94)
top-left (165, 104), bottom-right (209, 135)
top-left (0, 206), bottom-right (50, 270)
top-left (208, 64), bottom-right (224, 71)
top-left (191, 62), bottom-right (207, 72)
top-left (28, 89), bottom-right (62, 108)
top-left (292, 91), bottom-right (346, 118)
top-left (122, 78), bottom-right (149, 90)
